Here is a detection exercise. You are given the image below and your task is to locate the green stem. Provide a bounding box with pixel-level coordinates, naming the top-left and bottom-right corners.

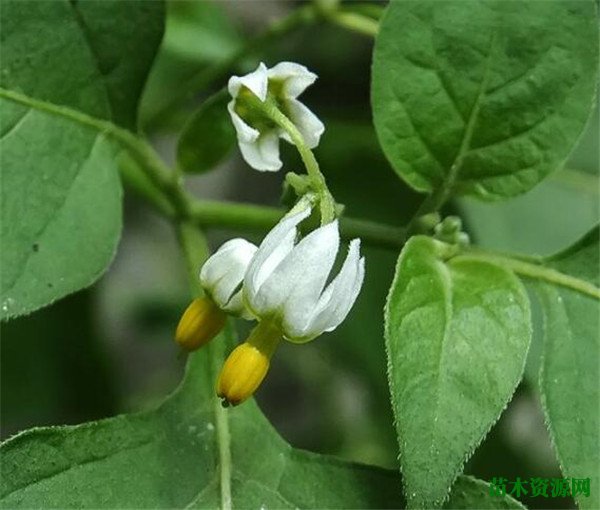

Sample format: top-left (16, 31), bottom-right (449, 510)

top-left (189, 199), bottom-right (405, 249)
top-left (326, 11), bottom-right (379, 36)
top-left (176, 222), bottom-right (232, 510)
top-left (1, 87), bottom-right (192, 218)
top-left (246, 94), bottom-right (335, 223)
top-left (455, 251), bottom-right (600, 300)
top-left (118, 169), bottom-right (404, 249)
top-left (340, 3), bottom-right (385, 20)
top-left (176, 222), bottom-right (210, 297)
top-left (1, 86), bottom-right (408, 249)
top-left (262, 100), bottom-right (322, 184)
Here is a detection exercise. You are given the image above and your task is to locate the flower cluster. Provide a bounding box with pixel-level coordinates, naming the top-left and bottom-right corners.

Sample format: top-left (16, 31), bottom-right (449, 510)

top-left (175, 207), bottom-right (365, 406)
top-left (227, 61), bottom-right (324, 171)
top-left (175, 62), bottom-right (364, 407)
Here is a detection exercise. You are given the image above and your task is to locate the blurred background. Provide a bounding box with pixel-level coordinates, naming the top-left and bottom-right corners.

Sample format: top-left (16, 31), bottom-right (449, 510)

top-left (1, 2), bottom-right (598, 509)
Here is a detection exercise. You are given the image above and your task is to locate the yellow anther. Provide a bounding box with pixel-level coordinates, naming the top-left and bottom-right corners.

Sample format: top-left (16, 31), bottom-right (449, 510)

top-left (217, 321), bottom-right (281, 406)
top-left (217, 342), bottom-right (269, 407)
top-left (175, 297), bottom-right (227, 352)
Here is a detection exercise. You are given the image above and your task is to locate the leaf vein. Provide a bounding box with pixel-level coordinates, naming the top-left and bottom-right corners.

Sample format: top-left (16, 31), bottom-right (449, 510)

top-left (389, 86), bottom-right (446, 172)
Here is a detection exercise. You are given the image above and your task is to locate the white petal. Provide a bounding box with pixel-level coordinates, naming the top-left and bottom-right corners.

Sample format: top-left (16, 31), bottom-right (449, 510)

top-left (244, 208), bottom-right (311, 310)
top-left (228, 62), bottom-right (268, 100)
top-left (267, 62), bottom-right (317, 98)
top-left (200, 238), bottom-right (257, 309)
top-left (227, 100), bottom-right (259, 144)
top-left (254, 221), bottom-right (340, 338)
top-left (238, 131), bottom-right (282, 172)
top-left (281, 98), bottom-right (325, 149)
top-left (300, 239), bottom-right (365, 340)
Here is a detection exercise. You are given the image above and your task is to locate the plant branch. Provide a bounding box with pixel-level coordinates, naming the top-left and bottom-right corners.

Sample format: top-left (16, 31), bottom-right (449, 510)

top-left (455, 251), bottom-right (600, 300)
top-left (338, 3), bottom-right (385, 20)
top-left (1, 85), bottom-right (407, 250)
top-left (189, 199), bottom-right (405, 249)
top-left (325, 10), bottom-right (379, 36)
top-left (0, 87), bottom-right (192, 218)
top-left (175, 223), bottom-right (232, 510)
top-left (248, 95), bottom-right (336, 223)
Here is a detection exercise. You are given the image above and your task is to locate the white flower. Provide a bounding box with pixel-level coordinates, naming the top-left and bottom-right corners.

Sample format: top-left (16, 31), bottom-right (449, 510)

top-left (200, 238), bottom-right (258, 318)
top-left (227, 62), bottom-right (325, 172)
top-left (243, 208), bottom-right (365, 342)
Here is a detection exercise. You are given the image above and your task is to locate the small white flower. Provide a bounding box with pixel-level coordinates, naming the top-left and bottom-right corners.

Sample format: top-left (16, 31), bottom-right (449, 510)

top-left (200, 238), bottom-right (258, 318)
top-left (243, 208), bottom-right (365, 342)
top-left (227, 62), bottom-right (325, 172)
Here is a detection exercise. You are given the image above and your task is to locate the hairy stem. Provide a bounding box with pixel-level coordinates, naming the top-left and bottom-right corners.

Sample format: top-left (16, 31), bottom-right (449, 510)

top-left (0, 86), bottom-right (404, 250)
top-left (340, 3), bottom-right (385, 20)
top-left (455, 251), bottom-right (600, 300)
top-left (1, 88), bottom-right (192, 218)
top-left (119, 161), bottom-right (405, 249)
top-left (326, 11), bottom-right (379, 36)
top-left (176, 223), bottom-right (232, 510)
top-left (189, 199), bottom-right (405, 248)
top-left (249, 95), bottom-right (336, 223)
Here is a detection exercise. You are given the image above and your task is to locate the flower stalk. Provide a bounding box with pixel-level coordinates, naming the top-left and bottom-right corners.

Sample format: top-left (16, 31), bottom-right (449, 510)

top-left (243, 92), bottom-right (336, 223)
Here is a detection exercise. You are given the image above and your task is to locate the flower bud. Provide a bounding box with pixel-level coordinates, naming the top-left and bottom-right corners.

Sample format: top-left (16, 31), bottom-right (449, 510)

top-left (175, 297), bottom-right (227, 352)
top-left (436, 216), bottom-right (462, 236)
top-left (216, 321), bottom-right (281, 406)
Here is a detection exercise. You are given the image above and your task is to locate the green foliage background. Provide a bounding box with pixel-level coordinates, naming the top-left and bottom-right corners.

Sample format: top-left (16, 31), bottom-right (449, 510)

top-left (1, 1), bottom-right (598, 509)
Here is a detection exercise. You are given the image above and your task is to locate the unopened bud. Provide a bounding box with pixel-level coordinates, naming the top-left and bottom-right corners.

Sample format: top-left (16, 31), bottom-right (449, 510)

top-left (217, 321), bottom-right (281, 406)
top-left (414, 212), bottom-right (441, 234)
top-left (175, 297), bottom-right (227, 352)
top-left (439, 216), bottom-right (462, 235)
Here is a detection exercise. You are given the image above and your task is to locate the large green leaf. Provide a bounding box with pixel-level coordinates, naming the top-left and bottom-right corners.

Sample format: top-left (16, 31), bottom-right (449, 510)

top-left (385, 236), bottom-right (531, 508)
top-left (0, 1), bottom-right (164, 319)
top-left (535, 227), bottom-right (599, 509)
top-left (372, 0), bottom-right (598, 200)
top-left (1, 0), bottom-right (164, 130)
top-left (0, 325), bottom-right (525, 509)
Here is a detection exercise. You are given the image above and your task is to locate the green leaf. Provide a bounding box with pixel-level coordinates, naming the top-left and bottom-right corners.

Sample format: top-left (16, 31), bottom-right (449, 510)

top-left (1, 0), bottom-right (164, 131)
top-left (0, 327), bottom-right (400, 509)
top-left (535, 226), bottom-right (599, 509)
top-left (177, 90), bottom-right (236, 174)
top-left (0, 324), bottom-right (525, 509)
top-left (372, 0), bottom-right (599, 200)
top-left (0, 1), bottom-right (164, 319)
top-left (443, 476), bottom-right (526, 510)
top-left (384, 236), bottom-right (531, 508)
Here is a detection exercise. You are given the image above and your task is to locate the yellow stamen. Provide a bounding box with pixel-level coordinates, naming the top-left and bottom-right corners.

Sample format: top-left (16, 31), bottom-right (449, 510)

top-left (175, 297), bottom-right (227, 352)
top-left (217, 321), bottom-right (281, 406)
